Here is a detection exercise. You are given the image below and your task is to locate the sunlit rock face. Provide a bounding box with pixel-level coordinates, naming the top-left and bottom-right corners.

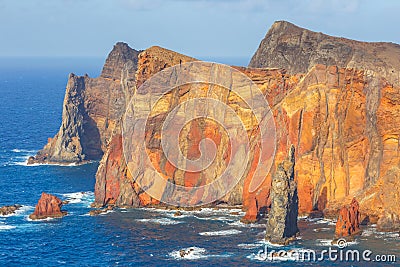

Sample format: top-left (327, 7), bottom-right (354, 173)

top-left (34, 21), bottom-right (400, 225)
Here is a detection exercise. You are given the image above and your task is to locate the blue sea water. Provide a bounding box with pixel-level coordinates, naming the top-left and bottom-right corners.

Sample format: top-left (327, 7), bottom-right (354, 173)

top-left (0, 58), bottom-right (399, 266)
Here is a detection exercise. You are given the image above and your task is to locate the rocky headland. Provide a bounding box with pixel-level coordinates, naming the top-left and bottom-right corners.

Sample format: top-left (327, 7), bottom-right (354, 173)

top-left (31, 21), bottom-right (400, 232)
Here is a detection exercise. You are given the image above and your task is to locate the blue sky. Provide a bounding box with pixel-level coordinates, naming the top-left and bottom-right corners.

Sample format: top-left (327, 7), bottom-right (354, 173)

top-left (0, 0), bottom-right (399, 60)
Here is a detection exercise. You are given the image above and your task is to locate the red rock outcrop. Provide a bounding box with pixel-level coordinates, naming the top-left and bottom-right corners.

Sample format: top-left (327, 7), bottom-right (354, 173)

top-left (335, 198), bottom-right (361, 237)
top-left (29, 192), bottom-right (67, 220)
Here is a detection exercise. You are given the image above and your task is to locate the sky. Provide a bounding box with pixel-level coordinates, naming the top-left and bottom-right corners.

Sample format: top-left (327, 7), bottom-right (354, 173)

top-left (0, 0), bottom-right (399, 62)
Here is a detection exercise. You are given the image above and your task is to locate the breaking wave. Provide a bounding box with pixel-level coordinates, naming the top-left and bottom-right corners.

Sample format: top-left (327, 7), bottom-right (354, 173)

top-left (199, 229), bottom-right (242, 236)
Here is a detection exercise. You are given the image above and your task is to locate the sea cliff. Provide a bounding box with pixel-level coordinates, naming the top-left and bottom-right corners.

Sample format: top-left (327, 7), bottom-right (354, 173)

top-left (32, 21), bottom-right (400, 231)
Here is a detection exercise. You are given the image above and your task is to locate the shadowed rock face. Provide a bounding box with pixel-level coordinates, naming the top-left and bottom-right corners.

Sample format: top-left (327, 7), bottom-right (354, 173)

top-left (101, 42), bottom-right (140, 80)
top-left (265, 145), bottom-right (299, 245)
top-left (29, 192), bottom-right (66, 220)
top-left (29, 42), bottom-right (140, 164)
top-left (249, 21), bottom-right (400, 86)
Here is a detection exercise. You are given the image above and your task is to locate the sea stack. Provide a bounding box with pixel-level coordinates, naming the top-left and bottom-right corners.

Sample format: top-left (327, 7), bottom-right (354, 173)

top-left (29, 192), bottom-right (67, 220)
top-left (335, 198), bottom-right (361, 237)
top-left (265, 145), bottom-right (299, 245)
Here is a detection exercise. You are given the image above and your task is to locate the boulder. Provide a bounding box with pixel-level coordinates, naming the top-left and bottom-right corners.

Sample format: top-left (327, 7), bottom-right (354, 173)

top-left (29, 192), bottom-right (67, 220)
top-left (0, 204), bottom-right (22, 216)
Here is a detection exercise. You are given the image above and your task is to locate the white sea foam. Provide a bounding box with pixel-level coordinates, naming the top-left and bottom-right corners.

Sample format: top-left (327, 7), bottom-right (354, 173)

top-left (136, 218), bottom-right (182, 225)
top-left (193, 208), bottom-right (244, 215)
top-left (0, 224), bottom-right (16, 230)
top-left (313, 227), bottom-right (331, 232)
top-left (169, 247), bottom-right (208, 260)
top-left (98, 210), bottom-right (115, 216)
top-left (62, 191), bottom-right (94, 206)
top-left (317, 239), bottom-right (359, 247)
top-left (11, 149), bottom-right (36, 153)
top-left (227, 220), bottom-right (265, 228)
top-left (25, 215), bottom-right (56, 222)
top-left (238, 243), bottom-right (264, 249)
top-left (194, 216), bottom-right (235, 222)
top-left (15, 160), bottom-right (78, 167)
top-left (362, 227), bottom-right (399, 239)
top-left (142, 207), bottom-right (244, 220)
top-left (199, 229), bottom-right (242, 236)
top-left (304, 217), bottom-right (336, 225)
top-left (256, 240), bottom-right (286, 248)
top-left (317, 239), bottom-right (334, 247)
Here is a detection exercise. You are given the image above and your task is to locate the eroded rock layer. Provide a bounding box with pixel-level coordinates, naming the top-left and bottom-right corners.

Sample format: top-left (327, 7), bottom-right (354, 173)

top-left (34, 22), bottom-right (400, 225)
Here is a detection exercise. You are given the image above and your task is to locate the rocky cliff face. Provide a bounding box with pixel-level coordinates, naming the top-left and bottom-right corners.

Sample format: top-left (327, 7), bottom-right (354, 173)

top-left (93, 51), bottom-right (400, 228)
top-left (35, 22), bottom-right (400, 228)
top-left (94, 46), bottom-right (198, 207)
top-left (265, 64), bottom-right (400, 224)
top-left (93, 48), bottom-right (400, 226)
top-left (29, 42), bottom-right (139, 164)
top-left (249, 21), bottom-right (400, 86)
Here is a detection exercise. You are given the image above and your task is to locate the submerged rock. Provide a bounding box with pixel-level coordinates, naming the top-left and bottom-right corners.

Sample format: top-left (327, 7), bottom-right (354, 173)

top-left (335, 198), bottom-right (361, 237)
top-left (179, 248), bottom-right (195, 258)
top-left (89, 205), bottom-right (114, 216)
top-left (173, 211), bottom-right (182, 217)
top-left (377, 213), bottom-right (400, 232)
top-left (29, 192), bottom-right (67, 220)
top-left (0, 204), bottom-right (22, 216)
top-left (265, 145), bottom-right (299, 245)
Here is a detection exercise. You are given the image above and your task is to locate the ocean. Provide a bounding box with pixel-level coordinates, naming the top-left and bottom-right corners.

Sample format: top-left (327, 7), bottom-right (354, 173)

top-left (0, 58), bottom-right (398, 266)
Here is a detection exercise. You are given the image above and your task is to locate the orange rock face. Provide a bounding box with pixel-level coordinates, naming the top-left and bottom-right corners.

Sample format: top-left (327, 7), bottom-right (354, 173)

top-left (92, 46), bottom-right (400, 226)
top-left (335, 198), bottom-right (361, 237)
top-left (29, 192), bottom-right (66, 220)
top-left (34, 30), bottom-right (400, 224)
top-left (268, 65), bottom-right (400, 223)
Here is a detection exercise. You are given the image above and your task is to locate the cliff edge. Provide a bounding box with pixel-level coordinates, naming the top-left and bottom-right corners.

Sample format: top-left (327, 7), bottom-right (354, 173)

top-left (249, 21), bottom-right (400, 85)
